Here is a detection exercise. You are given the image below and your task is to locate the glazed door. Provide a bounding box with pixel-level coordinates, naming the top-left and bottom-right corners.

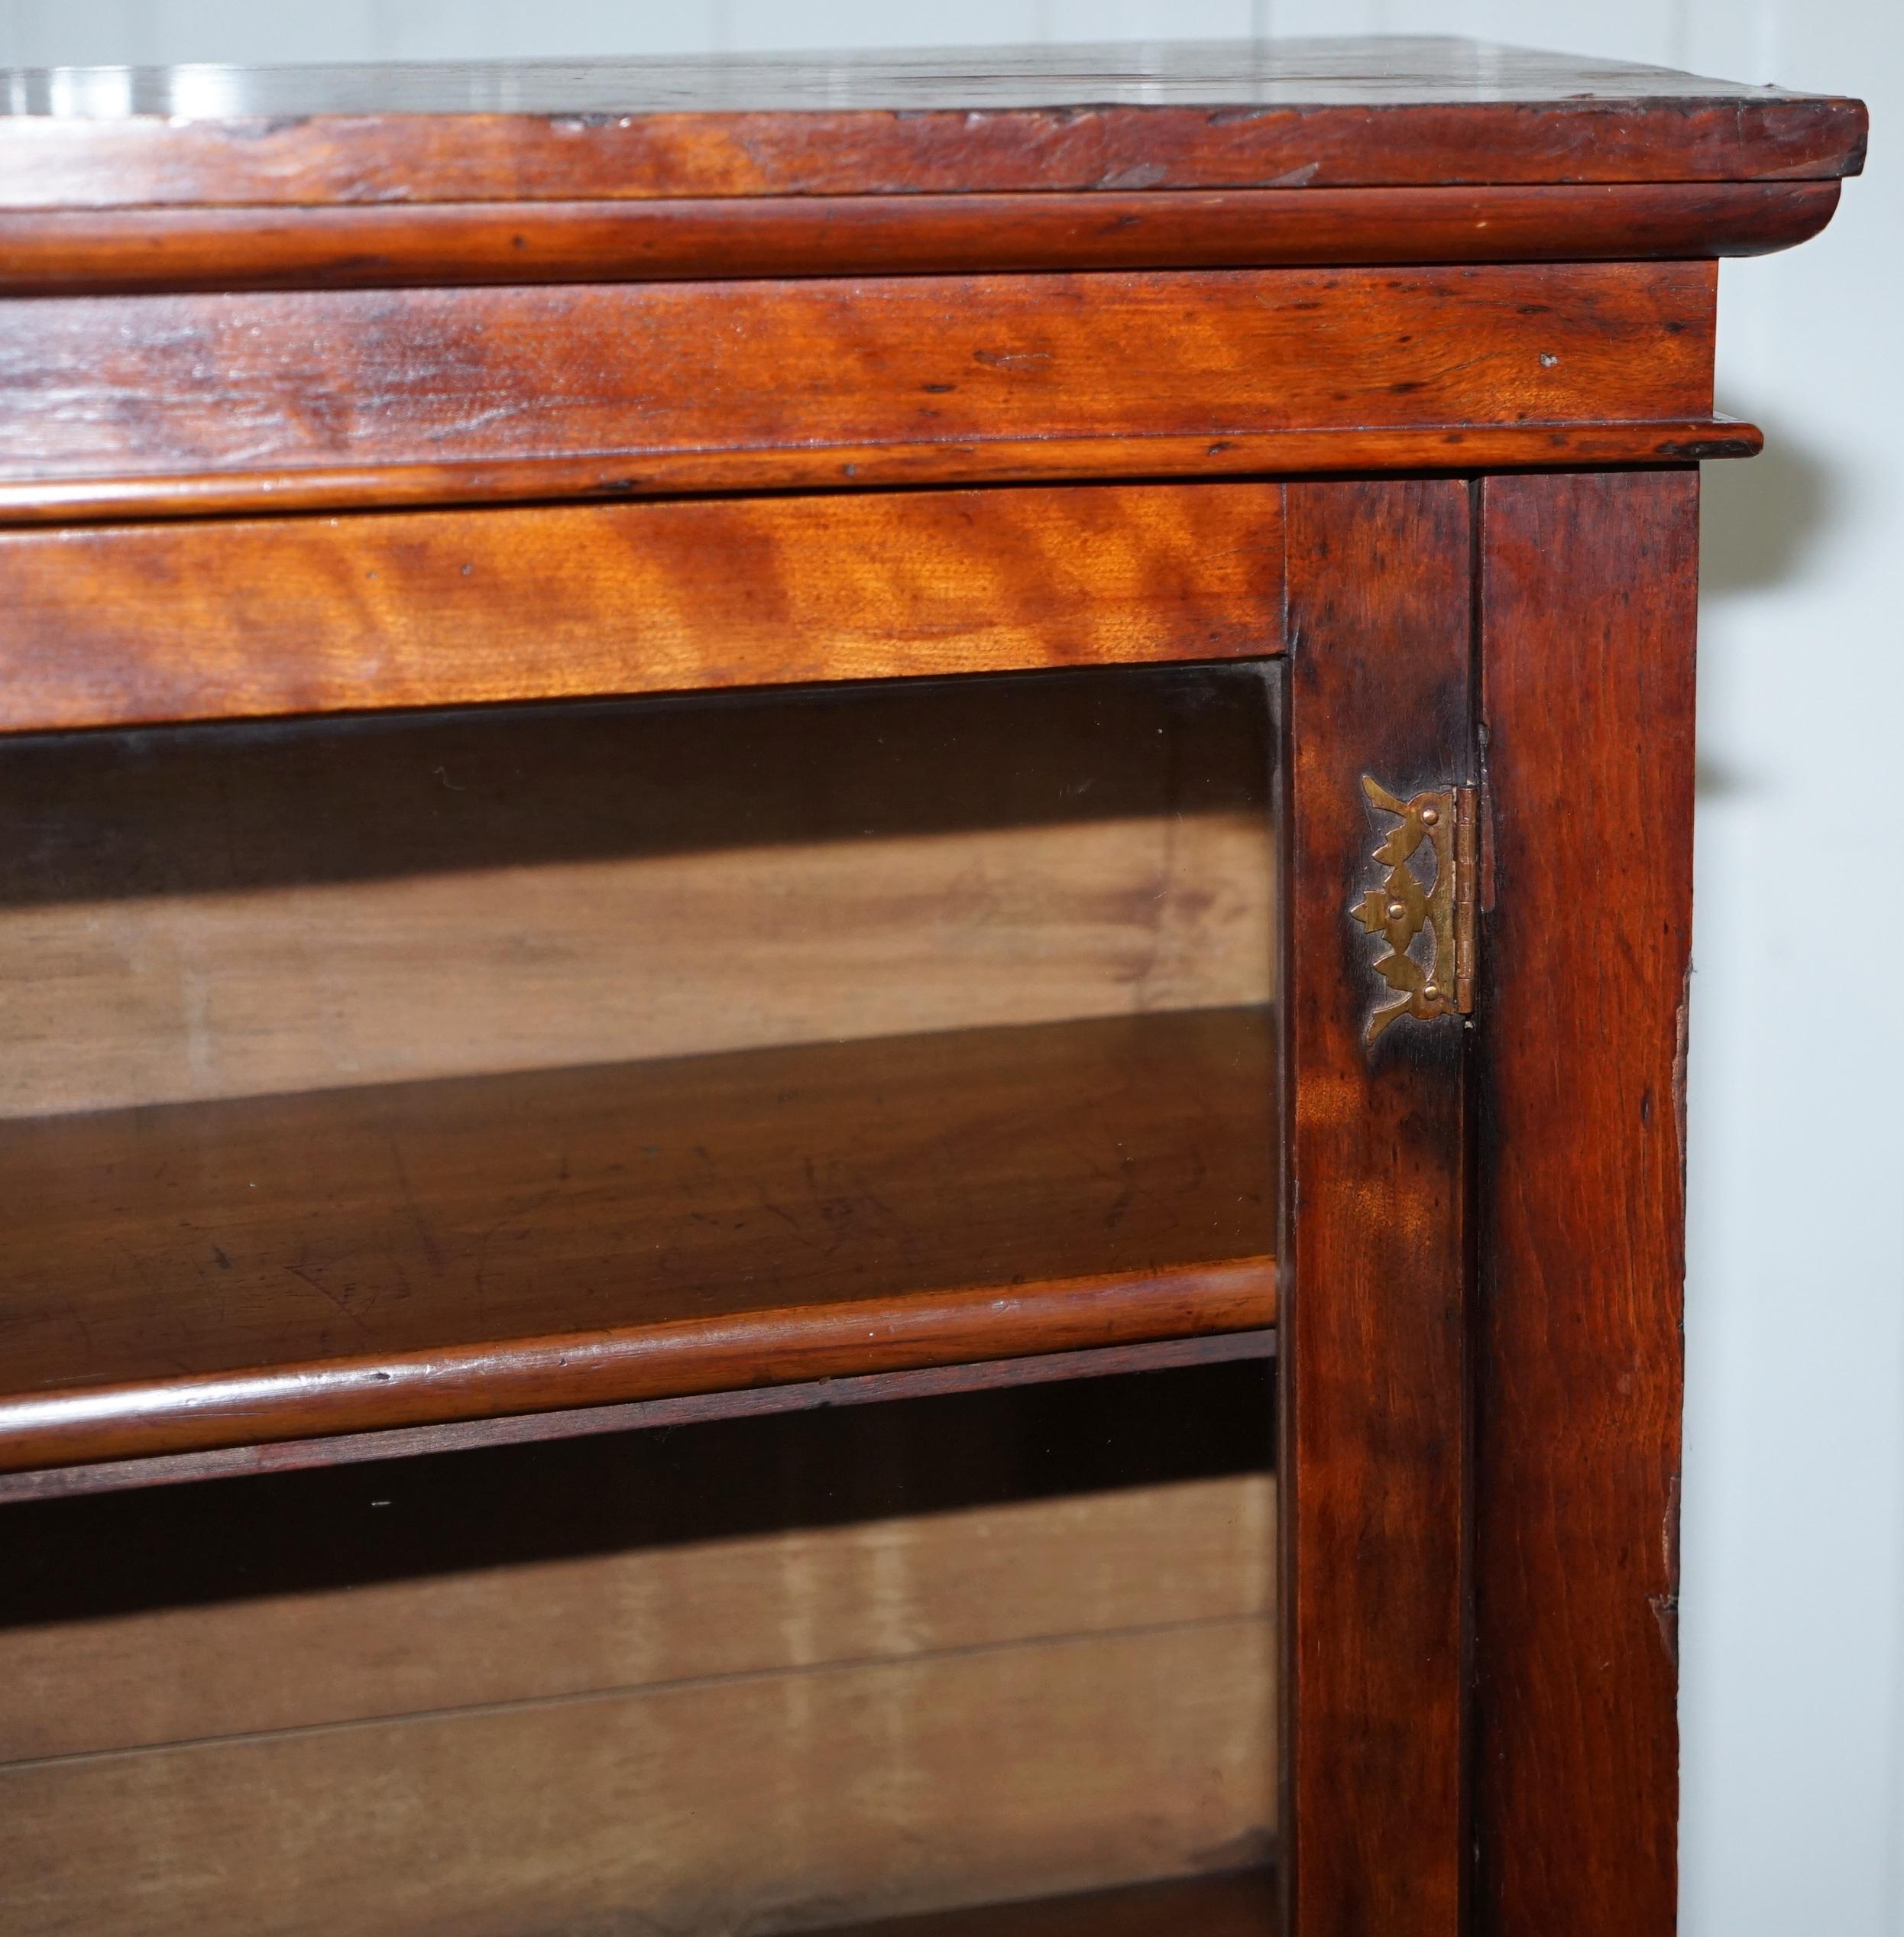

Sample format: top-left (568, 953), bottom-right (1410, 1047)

top-left (1277, 470), bottom-right (1692, 1937)
top-left (0, 470), bottom-right (1692, 1936)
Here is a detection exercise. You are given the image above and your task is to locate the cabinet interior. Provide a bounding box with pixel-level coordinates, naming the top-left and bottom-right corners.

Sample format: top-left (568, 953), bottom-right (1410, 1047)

top-left (1, 661), bottom-right (1283, 1932)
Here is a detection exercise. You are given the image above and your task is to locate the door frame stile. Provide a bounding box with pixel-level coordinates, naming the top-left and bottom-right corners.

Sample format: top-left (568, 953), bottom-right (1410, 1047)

top-left (1279, 476), bottom-right (1477, 1937)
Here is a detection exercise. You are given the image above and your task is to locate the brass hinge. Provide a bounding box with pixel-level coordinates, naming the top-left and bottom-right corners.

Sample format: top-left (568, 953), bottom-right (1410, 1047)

top-left (1351, 776), bottom-right (1480, 1046)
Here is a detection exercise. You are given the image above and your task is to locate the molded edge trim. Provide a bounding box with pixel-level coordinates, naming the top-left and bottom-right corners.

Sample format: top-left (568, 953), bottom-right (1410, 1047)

top-left (0, 1329), bottom-right (1278, 1503)
top-left (0, 422), bottom-right (1761, 528)
top-left (0, 183), bottom-right (1842, 295)
top-left (0, 1258), bottom-right (1278, 1477)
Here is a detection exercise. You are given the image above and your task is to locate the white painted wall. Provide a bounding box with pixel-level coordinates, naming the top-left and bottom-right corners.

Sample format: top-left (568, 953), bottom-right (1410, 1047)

top-left (0, 2), bottom-right (1896, 1929)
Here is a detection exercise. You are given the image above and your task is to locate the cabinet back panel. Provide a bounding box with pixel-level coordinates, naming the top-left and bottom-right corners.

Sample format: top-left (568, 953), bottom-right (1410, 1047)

top-left (0, 666), bottom-right (1274, 1119)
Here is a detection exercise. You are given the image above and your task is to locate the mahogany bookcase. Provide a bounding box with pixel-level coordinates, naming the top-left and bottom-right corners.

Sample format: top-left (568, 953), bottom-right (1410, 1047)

top-left (0, 38), bottom-right (1864, 1937)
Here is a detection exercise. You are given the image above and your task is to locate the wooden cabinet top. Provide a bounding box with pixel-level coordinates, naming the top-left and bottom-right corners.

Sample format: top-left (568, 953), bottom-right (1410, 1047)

top-left (0, 40), bottom-right (1863, 541)
top-left (0, 37), bottom-right (1864, 212)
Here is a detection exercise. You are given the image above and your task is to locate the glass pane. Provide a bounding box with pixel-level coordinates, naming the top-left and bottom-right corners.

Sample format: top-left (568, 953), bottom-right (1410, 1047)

top-left (0, 659), bottom-right (1281, 1930)
top-left (4, 1361), bottom-right (1276, 1930)
top-left (0, 662), bottom-right (1280, 1388)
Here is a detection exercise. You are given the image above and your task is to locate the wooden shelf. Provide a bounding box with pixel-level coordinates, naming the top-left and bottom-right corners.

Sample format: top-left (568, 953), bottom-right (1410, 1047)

top-left (0, 1331), bottom-right (1277, 1504)
top-left (815, 1869), bottom-right (1277, 1935)
top-left (0, 1006), bottom-right (1277, 1477)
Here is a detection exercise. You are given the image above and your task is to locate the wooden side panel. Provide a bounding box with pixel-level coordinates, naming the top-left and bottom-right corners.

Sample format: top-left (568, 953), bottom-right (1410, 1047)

top-left (1472, 471), bottom-right (1693, 1935)
top-left (0, 267), bottom-right (1715, 499)
top-left (0, 483), bottom-right (1285, 732)
top-left (1281, 481), bottom-right (1472, 1936)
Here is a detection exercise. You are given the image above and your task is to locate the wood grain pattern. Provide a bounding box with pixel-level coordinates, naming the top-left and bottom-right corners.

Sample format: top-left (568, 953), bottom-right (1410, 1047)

top-left (0, 1003), bottom-right (1278, 1381)
top-left (2, 1262), bottom-right (1275, 1479)
top-left (0, 420), bottom-right (1758, 526)
top-left (1280, 480), bottom-right (1472, 1936)
top-left (1472, 471), bottom-right (1694, 1936)
top-left (0, 266), bottom-right (1716, 507)
top-left (0, 1008), bottom-right (1277, 1472)
top-left (0, 1362), bottom-right (1273, 1929)
top-left (812, 1869), bottom-right (1277, 1935)
top-left (3, 1356), bottom-right (1278, 1720)
top-left (0, 483), bottom-right (1286, 732)
top-left (0, 40), bottom-right (1864, 207)
top-left (0, 811), bottom-right (1272, 1116)
top-left (1, 1468), bottom-right (1274, 1761)
top-left (0, 38), bottom-right (1840, 1932)
top-left (0, 669), bottom-right (1274, 1117)
top-left (0, 1333), bottom-right (1277, 1505)
top-left (0, 1620), bottom-right (1274, 1937)
top-left (0, 183), bottom-right (1838, 295)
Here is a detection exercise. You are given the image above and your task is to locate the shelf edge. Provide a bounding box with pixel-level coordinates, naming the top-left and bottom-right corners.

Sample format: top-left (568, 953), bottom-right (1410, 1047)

top-left (0, 1258), bottom-right (1277, 1484)
top-left (0, 1329), bottom-right (1277, 1505)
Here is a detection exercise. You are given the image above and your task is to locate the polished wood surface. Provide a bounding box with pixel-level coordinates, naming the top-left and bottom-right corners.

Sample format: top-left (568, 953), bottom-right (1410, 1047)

top-left (1471, 471), bottom-right (1695, 1935)
top-left (1279, 481), bottom-right (1471, 1936)
top-left (0, 1008), bottom-right (1277, 1472)
top-left (0, 1005), bottom-right (1272, 1378)
top-left (0, 666), bottom-right (1277, 1476)
top-left (0, 266), bottom-right (1714, 520)
top-left (0, 33), bottom-right (1854, 1933)
top-left (0, 182), bottom-right (1838, 295)
top-left (5, 1261), bottom-right (1275, 1479)
top-left (0, 1365), bottom-right (1275, 1934)
top-left (0, 1332), bottom-right (1277, 1505)
top-left (2, 37), bottom-right (1843, 117)
top-left (0, 40), bottom-right (1862, 207)
top-left (0, 483), bottom-right (1284, 731)
top-left (0, 420), bottom-right (1757, 526)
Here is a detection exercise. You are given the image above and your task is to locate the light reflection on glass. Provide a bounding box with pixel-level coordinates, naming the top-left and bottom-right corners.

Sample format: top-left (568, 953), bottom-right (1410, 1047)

top-left (43, 66), bottom-right (137, 119)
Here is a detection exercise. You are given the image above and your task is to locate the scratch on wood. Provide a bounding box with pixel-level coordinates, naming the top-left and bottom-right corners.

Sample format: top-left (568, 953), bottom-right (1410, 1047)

top-left (1672, 960), bottom-right (1690, 1190)
top-left (1649, 1471), bottom-right (1682, 1670)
